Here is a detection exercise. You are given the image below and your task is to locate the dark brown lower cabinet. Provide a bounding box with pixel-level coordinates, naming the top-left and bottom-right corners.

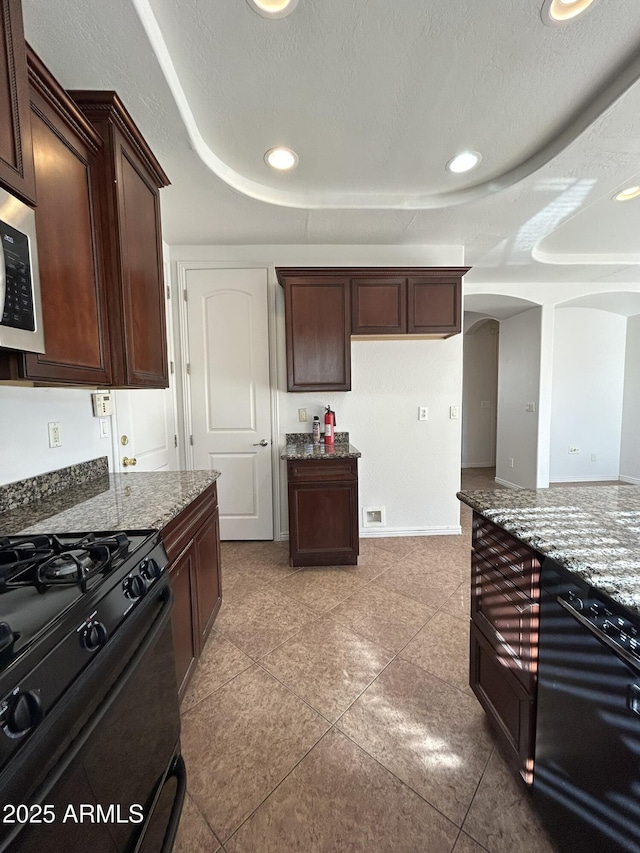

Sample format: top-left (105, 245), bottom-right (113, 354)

top-left (161, 482), bottom-right (222, 699)
top-left (469, 512), bottom-right (540, 783)
top-left (287, 458), bottom-right (359, 567)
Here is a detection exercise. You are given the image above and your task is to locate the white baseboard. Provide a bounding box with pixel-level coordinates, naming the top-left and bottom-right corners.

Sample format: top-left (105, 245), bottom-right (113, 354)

top-left (494, 477), bottom-right (523, 489)
top-left (620, 474), bottom-right (640, 485)
top-left (360, 525), bottom-right (462, 538)
top-left (548, 474), bottom-right (622, 483)
top-left (461, 462), bottom-right (496, 469)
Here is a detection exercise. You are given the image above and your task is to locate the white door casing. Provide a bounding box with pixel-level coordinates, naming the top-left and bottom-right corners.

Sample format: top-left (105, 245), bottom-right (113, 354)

top-left (110, 260), bottom-right (180, 472)
top-left (183, 266), bottom-right (273, 540)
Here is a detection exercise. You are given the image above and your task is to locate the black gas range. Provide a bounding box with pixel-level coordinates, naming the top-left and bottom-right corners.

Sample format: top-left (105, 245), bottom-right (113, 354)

top-left (0, 530), bottom-right (185, 853)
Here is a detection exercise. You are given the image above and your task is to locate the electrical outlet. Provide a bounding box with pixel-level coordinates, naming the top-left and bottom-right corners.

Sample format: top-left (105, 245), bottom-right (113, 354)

top-left (480, 401), bottom-right (490, 409)
top-left (568, 446), bottom-right (580, 454)
top-left (418, 406), bottom-right (428, 421)
top-left (298, 408), bottom-right (308, 423)
top-left (450, 406), bottom-right (459, 419)
top-left (48, 422), bottom-right (61, 448)
top-left (525, 402), bottom-right (536, 413)
top-left (508, 457), bottom-right (514, 468)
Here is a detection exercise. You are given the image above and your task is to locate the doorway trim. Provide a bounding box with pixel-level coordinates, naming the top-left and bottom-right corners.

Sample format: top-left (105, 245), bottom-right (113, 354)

top-left (175, 259), bottom-right (282, 541)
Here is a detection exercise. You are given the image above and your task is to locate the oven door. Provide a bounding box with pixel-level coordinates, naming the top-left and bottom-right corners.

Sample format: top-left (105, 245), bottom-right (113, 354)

top-left (0, 580), bottom-right (184, 853)
top-left (533, 562), bottom-right (640, 853)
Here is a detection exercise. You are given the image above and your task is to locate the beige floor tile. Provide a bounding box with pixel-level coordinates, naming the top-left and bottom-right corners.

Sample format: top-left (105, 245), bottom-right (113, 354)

top-left (221, 540), bottom-right (289, 568)
top-left (463, 750), bottom-right (558, 853)
top-left (328, 582), bottom-right (435, 653)
top-left (274, 565), bottom-right (368, 613)
top-left (368, 536), bottom-right (423, 558)
top-left (338, 658), bottom-right (494, 826)
top-left (440, 580), bottom-right (472, 621)
top-left (260, 615), bottom-right (393, 722)
top-left (181, 629), bottom-right (254, 714)
top-left (375, 555), bottom-right (463, 608)
top-left (348, 546), bottom-right (397, 581)
top-left (400, 609), bottom-right (472, 695)
top-left (174, 793), bottom-right (220, 853)
top-left (452, 831), bottom-right (490, 852)
top-left (225, 729), bottom-right (459, 853)
top-left (181, 665), bottom-right (328, 843)
top-left (214, 585), bottom-right (317, 660)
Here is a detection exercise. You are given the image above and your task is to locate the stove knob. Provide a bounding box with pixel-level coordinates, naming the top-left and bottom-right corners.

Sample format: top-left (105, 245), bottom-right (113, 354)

top-left (81, 621), bottom-right (108, 651)
top-left (123, 574), bottom-right (147, 600)
top-left (567, 592), bottom-right (584, 611)
top-left (140, 558), bottom-right (161, 581)
top-left (4, 690), bottom-right (43, 737)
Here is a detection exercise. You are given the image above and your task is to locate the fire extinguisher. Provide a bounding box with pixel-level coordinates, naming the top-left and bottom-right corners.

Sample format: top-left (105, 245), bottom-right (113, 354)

top-left (324, 404), bottom-right (336, 445)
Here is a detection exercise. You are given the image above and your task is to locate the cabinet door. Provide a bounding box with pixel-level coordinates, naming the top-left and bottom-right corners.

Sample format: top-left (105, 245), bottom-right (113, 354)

top-left (111, 127), bottom-right (168, 387)
top-left (194, 508), bottom-right (222, 649)
top-left (288, 479), bottom-right (358, 566)
top-left (407, 276), bottom-right (461, 335)
top-left (0, 0), bottom-right (35, 203)
top-left (470, 621), bottom-right (535, 782)
top-left (18, 52), bottom-right (111, 384)
top-left (169, 543), bottom-right (198, 699)
top-left (351, 277), bottom-right (406, 335)
top-left (283, 276), bottom-right (351, 391)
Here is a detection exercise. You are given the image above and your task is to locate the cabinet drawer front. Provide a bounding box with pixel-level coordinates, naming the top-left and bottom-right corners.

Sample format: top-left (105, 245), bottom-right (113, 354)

top-left (472, 515), bottom-right (540, 597)
top-left (287, 459), bottom-right (357, 481)
top-left (472, 557), bottom-right (537, 683)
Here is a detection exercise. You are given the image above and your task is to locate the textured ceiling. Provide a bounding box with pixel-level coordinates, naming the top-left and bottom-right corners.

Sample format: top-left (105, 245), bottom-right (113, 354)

top-left (20, 0), bottom-right (640, 285)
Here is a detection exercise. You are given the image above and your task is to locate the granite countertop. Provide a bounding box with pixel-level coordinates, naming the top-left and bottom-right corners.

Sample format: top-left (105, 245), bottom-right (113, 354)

top-left (281, 431), bottom-right (361, 460)
top-left (458, 485), bottom-right (640, 615)
top-left (0, 466), bottom-right (221, 535)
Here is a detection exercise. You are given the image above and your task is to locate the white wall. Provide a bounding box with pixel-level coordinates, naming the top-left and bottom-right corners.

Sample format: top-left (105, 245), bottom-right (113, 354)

top-left (170, 244), bottom-right (466, 537)
top-left (462, 320), bottom-right (498, 467)
top-left (495, 307), bottom-right (542, 489)
top-left (0, 386), bottom-right (112, 485)
top-left (619, 314), bottom-right (640, 483)
top-left (549, 308), bottom-right (626, 482)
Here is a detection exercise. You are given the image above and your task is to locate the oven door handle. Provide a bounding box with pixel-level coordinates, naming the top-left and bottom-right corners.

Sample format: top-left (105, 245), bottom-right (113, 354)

top-left (0, 584), bottom-right (174, 853)
top-left (557, 595), bottom-right (640, 675)
top-left (160, 754), bottom-right (187, 853)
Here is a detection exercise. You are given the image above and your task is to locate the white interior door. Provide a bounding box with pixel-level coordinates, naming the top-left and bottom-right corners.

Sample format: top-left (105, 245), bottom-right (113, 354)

top-left (110, 263), bottom-right (179, 472)
top-left (185, 267), bottom-right (273, 540)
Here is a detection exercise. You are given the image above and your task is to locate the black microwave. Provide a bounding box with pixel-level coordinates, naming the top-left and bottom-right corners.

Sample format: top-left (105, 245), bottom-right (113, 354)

top-left (0, 187), bottom-right (45, 353)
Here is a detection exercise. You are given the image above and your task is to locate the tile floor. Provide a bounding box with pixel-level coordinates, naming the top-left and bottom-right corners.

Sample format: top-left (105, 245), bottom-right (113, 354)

top-left (174, 469), bottom-right (559, 852)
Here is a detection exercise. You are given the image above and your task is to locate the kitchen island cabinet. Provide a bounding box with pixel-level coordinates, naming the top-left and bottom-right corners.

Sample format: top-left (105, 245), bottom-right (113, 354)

top-left (0, 0), bottom-right (35, 204)
top-left (282, 439), bottom-right (361, 567)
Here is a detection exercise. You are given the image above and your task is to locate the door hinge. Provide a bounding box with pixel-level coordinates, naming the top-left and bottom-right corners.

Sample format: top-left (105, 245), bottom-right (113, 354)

top-left (166, 285), bottom-right (170, 300)
top-left (183, 290), bottom-right (188, 302)
top-left (174, 434), bottom-right (178, 448)
top-left (170, 360), bottom-right (174, 374)
top-left (189, 435), bottom-right (193, 446)
top-left (186, 363), bottom-right (191, 375)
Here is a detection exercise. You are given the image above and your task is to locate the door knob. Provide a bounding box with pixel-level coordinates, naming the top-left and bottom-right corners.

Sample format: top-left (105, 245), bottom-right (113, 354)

top-left (122, 456), bottom-right (137, 467)
top-left (252, 439), bottom-right (269, 447)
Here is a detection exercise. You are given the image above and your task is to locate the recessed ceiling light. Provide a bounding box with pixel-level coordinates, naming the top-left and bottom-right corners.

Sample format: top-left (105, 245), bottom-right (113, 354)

top-left (446, 151), bottom-right (482, 174)
top-left (541, 0), bottom-right (597, 24)
top-left (614, 186), bottom-right (640, 202)
top-left (245, 0), bottom-right (299, 19)
top-left (264, 147), bottom-right (299, 171)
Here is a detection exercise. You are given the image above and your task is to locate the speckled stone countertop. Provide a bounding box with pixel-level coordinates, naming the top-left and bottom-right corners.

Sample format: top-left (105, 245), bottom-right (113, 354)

top-left (458, 485), bottom-right (640, 615)
top-left (0, 469), bottom-right (221, 535)
top-left (282, 431), bottom-right (360, 460)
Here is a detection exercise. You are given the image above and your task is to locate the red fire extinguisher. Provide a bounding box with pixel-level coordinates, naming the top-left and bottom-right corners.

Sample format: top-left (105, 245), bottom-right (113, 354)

top-left (324, 404), bottom-right (336, 444)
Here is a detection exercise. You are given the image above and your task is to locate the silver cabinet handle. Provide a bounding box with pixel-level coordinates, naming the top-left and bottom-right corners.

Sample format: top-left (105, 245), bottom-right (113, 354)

top-left (252, 439), bottom-right (269, 447)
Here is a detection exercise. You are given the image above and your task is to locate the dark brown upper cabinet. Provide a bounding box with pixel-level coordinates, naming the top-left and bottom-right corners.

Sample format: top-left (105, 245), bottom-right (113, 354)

top-left (351, 268), bottom-right (468, 337)
top-left (0, 0), bottom-right (35, 204)
top-left (0, 49), bottom-right (113, 385)
top-left (351, 276), bottom-right (407, 335)
top-left (277, 270), bottom-right (352, 392)
top-left (71, 90), bottom-right (170, 388)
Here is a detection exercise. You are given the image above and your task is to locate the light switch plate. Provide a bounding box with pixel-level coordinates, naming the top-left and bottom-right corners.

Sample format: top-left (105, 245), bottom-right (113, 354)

top-left (450, 406), bottom-right (459, 419)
